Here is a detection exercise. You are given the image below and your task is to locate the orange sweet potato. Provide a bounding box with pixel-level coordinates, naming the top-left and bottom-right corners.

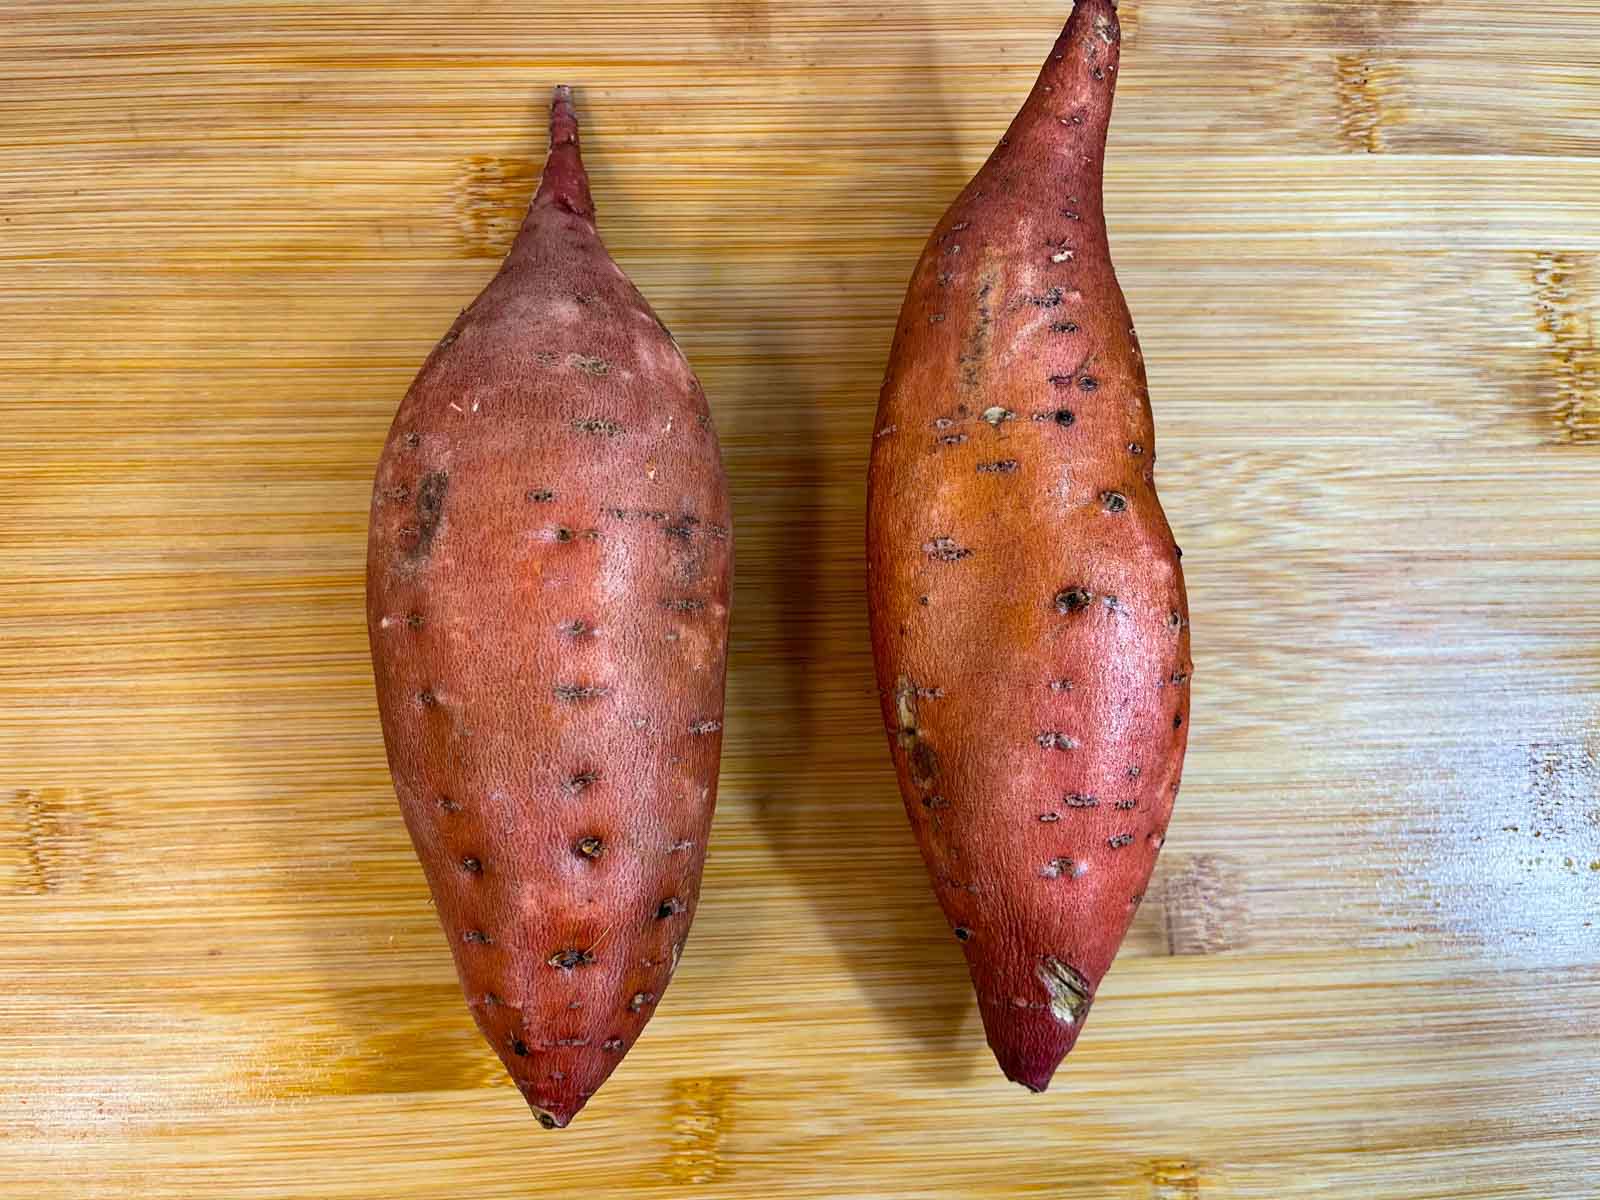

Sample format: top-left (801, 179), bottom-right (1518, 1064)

top-left (367, 87), bottom-right (732, 1128)
top-left (866, 0), bottom-right (1191, 1091)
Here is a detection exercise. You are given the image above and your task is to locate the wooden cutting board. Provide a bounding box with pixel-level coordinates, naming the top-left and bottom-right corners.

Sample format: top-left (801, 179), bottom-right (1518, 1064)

top-left (2, 1), bottom-right (1597, 1196)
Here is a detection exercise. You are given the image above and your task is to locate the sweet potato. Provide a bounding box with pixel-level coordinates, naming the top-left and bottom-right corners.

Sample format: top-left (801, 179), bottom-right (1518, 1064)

top-left (366, 87), bottom-right (732, 1129)
top-left (865, 0), bottom-right (1190, 1091)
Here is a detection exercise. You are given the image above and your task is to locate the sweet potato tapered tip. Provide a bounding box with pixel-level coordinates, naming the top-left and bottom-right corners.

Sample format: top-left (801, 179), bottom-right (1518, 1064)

top-left (532, 85), bottom-right (594, 221)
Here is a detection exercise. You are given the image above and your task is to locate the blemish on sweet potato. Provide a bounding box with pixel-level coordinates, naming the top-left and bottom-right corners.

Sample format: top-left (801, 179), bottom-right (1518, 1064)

top-left (553, 683), bottom-right (609, 703)
top-left (565, 770), bottom-right (600, 794)
top-left (1054, 588), bottom-right (1093, 613)
top-left (1036, 957), bottom-right (1093, 1025)
top-left (548, 948), bottom-right (597, 970)
top-left (404, 471), bottom-right (449, 561)
top-left (923, 535), bottom-right (973, 562)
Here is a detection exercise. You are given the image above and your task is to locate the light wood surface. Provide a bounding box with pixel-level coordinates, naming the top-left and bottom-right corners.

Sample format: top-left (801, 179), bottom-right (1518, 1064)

top-left (3, 1), bottom-right (1598, 1196)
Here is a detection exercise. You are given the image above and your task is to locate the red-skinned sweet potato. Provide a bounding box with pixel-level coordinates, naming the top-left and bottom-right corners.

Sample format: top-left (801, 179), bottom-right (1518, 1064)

top-left (866, 0), bottom-right (1191, 1091)
top-left (367, 87), bottom-right (732, 1129)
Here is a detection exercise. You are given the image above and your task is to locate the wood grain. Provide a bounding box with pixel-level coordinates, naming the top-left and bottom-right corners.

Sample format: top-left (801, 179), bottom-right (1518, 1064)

top-left (2, 1), bottom-right (1597, 1196)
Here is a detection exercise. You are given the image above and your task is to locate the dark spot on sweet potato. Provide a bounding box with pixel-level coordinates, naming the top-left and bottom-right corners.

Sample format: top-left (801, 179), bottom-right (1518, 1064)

top-left (1174, 713), bottom-right (1185, 729)
top-left (437, 795), bottom-right (461, 813)
top-left (929, 313), bottom-right (945, 324)
top-left (510, 1037), bottom-right (530, 1056)
top-left (1167, 610), bottom-right (1183, 629)
top-left (628, 992), bottom-right (656, 1012)
top-left (938, 433), bottom-right (968, 446)
top-left (602, 1037), bottom-right (625, 1052)
top-left (553, 683), bottom-right (609, 703)
top-left (909, 740), bottom-right (940, 788)
top-left (656, 898), bottom-right (686, 919)
top-left (665, 515), bottom-right (701, 541)
top-left (688, 718), bottom-right (722, 735)
top-left (1028, 287), bottom-right (1065, 308)
top-left (1101, 491), bottom-right (1128, 513)
top-left (575, 836), bottom-right (604, 859)
top-left (668, 838), bottom-right (694, 853)
top-left (1126, 765), bottom-right (1142, 778)
top-left (1039, 812), bottom-right (1062, 823)
top-left (1064, 792), bottom-right (1099, 808)
top-left (554, 526), bottom-right (574, 543)
top-left (461, 856), bottom-right (483, 873)
top-left (569, 354), bottom-right (610, 376)
top-left (536, 1113), bottom-right (558, 1130)
top-left (923, 535), bottom-right (973, 562)
top-left (1037, 731), bottom-right (1079, 751)
top-left (662, 597), bottom-right (705, 612)
top-left (405, 612), bottom-right (425, 630)
top-left (959, 278), bottom-right (996, 390)
top-left (463, 930), bottom-right (492, 945)
top-left (1040, 857), bottom-right (1080, 880)
top-left (1052, 321), bottom-right (1080, 333)
top-left (548, 948), bottom-right (596, 970)
top-left (1049, 408), bottom-right (1076, 427)
top-left (1054, 588), bottom-right (1093, 613)
top-left (417, 689), bottom-right (438, 708)
top-left (922, 794), bottom-right (948, 809)
top-left (527, 488), bottom-right (555, 502)
top-left (1128, 442), bottom-right (1144, 455)
top-left (1114, 799), bottom-right (1138, 811)
top-left (953, 925), bottom-right (972, 942)
top-left (402, 431), bottom-right (420, 449)
top-left (1171, 671), bottom-right (1190, 686)
top-left (565, 770), bottom-right (600, 794)
top-left (573, 416), bottom-right (623, 436)
top-left (1048, 374), bottom-right (1074, 387)
top-left (1049, 678), bottom-right (1073, 692)
top-left (917, 594), bottom-right (930, 606)
top-left (1108, 833), bottom-right (1134, 849)
top-left (1078, 376), bottom-right (1098, 392)
top-left (403, 471), bottom-right (449, 561)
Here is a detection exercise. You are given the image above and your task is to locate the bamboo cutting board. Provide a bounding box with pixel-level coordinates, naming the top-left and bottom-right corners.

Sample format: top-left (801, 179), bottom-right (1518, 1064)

top-left (2, 1), bottom-right (1598, 1196)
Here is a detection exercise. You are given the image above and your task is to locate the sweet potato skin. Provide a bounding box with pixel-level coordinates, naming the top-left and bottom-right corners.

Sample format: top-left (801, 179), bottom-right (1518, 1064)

top-left (866, 0), bottom-right (1190, 1092)
top-left (366, 88), bottom-right (731, 1129)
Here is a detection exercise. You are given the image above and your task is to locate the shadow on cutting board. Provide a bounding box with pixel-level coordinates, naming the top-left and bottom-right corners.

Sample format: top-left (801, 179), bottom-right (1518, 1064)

top-left (695, 3), bottom-right (986, 1089)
